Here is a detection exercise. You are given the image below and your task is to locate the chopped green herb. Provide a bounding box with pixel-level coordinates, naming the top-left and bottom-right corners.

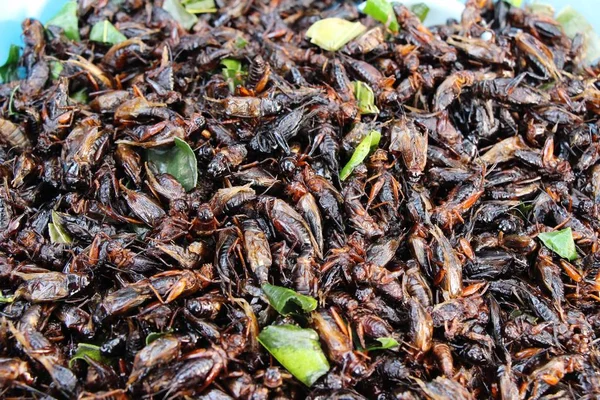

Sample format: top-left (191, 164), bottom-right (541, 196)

top-left (503, 0), bottom-right (523, 7)
top-left (538, 227), bottom-right (578, 261)
top-left (0, 291), bottom-right (14, 303)
top-left (235, 37), bottom-right (248, 49)
top-left (262, 284), bottom-right (318, 316)
top-left (70, 88), bottom-right (89, 104)
top-left (185, 0), bottom-right (217, 14)
top-left (146, 331), bottom-right (171, 345)
top-left (69, 343), bottom-right (110, 368)
top-left (50, 61), bottom-right (64, 80)
top-left (220, 58), bottom-right (245, 92)
top-left (8, 85), bottom-right (20, 116)
top-left (340, 130), bottom-right (381, 181)
top-left (258, 325), bottom-right (329, 387)
top-left (367, 337), bottom-right (400, 351)
top-left (0, 45), bottom-right (21, 84)
top-left (46, 1), bottom-right (80, 41)
top-left (89, 20), bottom-right (126, 45)
top-left (146, 138), bottom-right (198, 191)
top-left (306, 18), bottom-right (367, 52)
top-left (352, 81), bottom-right (379, 115)
top-left (410, 3), bottom-right (430, 22)
top-left (163, 0), bottom-right (198, 30)
top-left (49, 211), bottom-right (73, 244)
top-left (363, 0), bottom-right (399, 32)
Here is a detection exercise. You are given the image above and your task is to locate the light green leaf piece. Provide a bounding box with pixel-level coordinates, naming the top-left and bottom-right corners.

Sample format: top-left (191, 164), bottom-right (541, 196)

top-left (70, 88), bottom-right (89, 104)
top-left (146, 331), bottom-right (172, 345)
top-left (0, 291), bottom-right (14, 303)
top-left (258, 325), bottom-right (330, 387)
top-left (557, 6), bottom-right (600, 64)
top-left (527, 2), bottom-right (554, 17)
top-left (220, 58), bottom-right (245, 92)
top-left (538, 227), bottom-right (578, 261)
top-left (185, 0), bottom-right (217, 14)
top-left (262, 284), bottom-right (318, 316)
top-left (340, 130), bottom-right (381, 181)
top-left (363, 0), bottom-right (399, 32)
top-left (146, 137), bottom-right (198, 191)
top-left (352, 81), bottom-right (379, 115)
top-left (90, 20), bottom-right (126, 45)
top-left (163, 0), bottom-right (198, 30)
top-left (46, 1), bottom-right (80, 41)
top-left (69, 343), bottom-right (110, 368)
top-left (306, 18), bottom-right (367, 52)
top-left (8, 85), bottom-right (20, 116)
top-left (503, 0), bottom-right (523, 7)
top-left (0, 45), bottom-right (21, 84)
top-left (49, 211), bottom-right (72, 244)
top-left (235, 37), bottom-right (248, 49)
top-left (367, 337), bottom-right (400, 351)
top-left (50, 61), bottom-right (64, 80)
top-left (410, 3), bottom-right (430, 22)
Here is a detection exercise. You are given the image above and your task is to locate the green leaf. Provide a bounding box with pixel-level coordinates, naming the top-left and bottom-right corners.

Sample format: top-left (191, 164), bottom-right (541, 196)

top-left (49, 211), bottom-right (73, 244)
top-left (503, 0), bottom-right (523, 7)
top-left (146, 331), bottom-right (171, 345)
top-left (0, 45), bottom-right (21, 84)
top-left (258, 325), bottom-right (329, 387)
top-left (235, 37), bottom-right (248, 49)
top-left (8, 85), bottom-right (20, 116)
top-left (69, 343), bottom-right (110, 368)
top-left (89, 20), bottom-right (126, 45)
top-left (367, 337), bottom-right (399, 351)
top-left (306, 18), bottom-right (367, 52)
top-left (220, 58), bottom-right (245, 92)
top-left (0, 291), bottom-right (14, 303)
top-left (50, 61), bottom-right (64, 80)
top-left (340, 130), bottom-right (381, 181)
top-left (538, 228), bottom-right (578, 261)
top-left (185, 0), bottom-right (217, 13)
top-left (163, 0), bottom-right (198, 30)
top-left (262, 284), bottom-right (318, 316)
top-left (363, 0), bottom-right (399, 33)
top-left (352, 81), bottom-right (379, 115)
top-left (410, 3), bottom-right (430, 22)
top-left (46, 1), bottom-right (80, 41)
top-left (70, 88), bottom-right (89, 104)
top-left (146, 137), bottom-right (198, 191)
top-left (556, 6), bottom-right (600, 64)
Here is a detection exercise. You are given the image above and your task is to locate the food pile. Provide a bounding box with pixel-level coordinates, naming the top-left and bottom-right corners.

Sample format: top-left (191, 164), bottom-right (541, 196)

top-left (1, 0), bottom-right (600, 398)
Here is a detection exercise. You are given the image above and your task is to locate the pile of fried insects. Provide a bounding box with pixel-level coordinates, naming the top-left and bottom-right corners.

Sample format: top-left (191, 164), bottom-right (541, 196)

top-left (0, 0), bottom-right (599, 398)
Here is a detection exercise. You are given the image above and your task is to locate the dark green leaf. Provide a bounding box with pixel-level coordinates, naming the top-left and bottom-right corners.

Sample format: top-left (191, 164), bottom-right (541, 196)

top-left (69, 343), bottom-right (110, 368)
top-left (352, 81), bottom-right (379, 115)
top-left (90, 20), bottom-right (126, 45)
top-left (262, 284), bottom-right (318, 315)
top-left (146, 138), bottom-right (198, 191)
top-left (410, 3), bottom-right (430, 22)
top-left (46, 1), bottom-right (80, 41)
top-left (258, 325), bottom-right (329, 387)
top-left (367, 337), bottom-right (399, 351)
top-left (306, 18), bottom-right (367, 51)
top-left (0, 45), bottom-right (21, 84)
top-left (146, 331), bottom-right (171, 345)
top-left (50, 61), bottom-right (64, 80)
top-left (70, 88), bottom-right (89, 104)
top-left (340, 130), bottom-right (381, 181)
top-left (8, 85), bottom-right (20, 116)
top-left (49, 211), bottom-right (72, 244)
top-left (163, 0), bottom-right (198, 30)
top-left (363, 0), bottom-right (399, 32)
top-left (538, 228), bottom-right (578, 261)
top-left (185, 0), bottom-right (217, 13)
